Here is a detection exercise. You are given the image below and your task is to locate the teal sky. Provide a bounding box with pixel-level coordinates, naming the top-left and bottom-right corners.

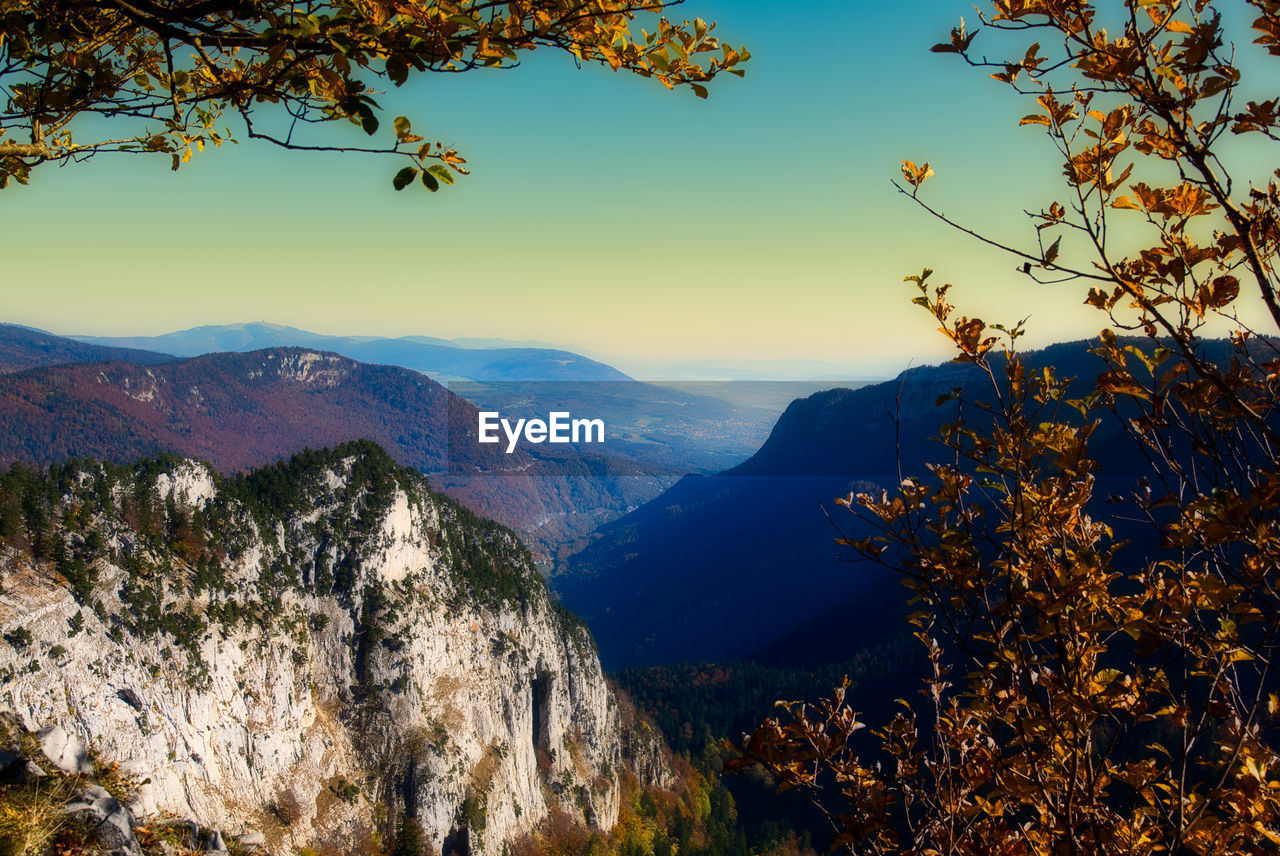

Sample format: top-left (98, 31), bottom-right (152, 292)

top-left (3, 1), bottom-right (1274, 378)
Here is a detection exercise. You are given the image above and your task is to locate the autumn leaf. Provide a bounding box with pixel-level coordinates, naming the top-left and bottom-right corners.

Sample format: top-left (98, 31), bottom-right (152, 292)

top-left (902, 160), bottom-right (935, 189)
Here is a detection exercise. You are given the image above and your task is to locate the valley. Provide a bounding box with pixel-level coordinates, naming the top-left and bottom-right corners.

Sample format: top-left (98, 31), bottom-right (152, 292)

top-left (2, 320), bottom-right (1251, 856)
top-left (0, 320), bottom-right (895, 856)
top-left (5, 2), bottom-right (1277, 850)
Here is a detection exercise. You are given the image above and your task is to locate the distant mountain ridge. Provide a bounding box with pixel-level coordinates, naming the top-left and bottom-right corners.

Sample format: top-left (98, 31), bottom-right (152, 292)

top-left (73, 322), bottom-right (631, 381)
top-left (0, 323), bottom-right (174, 373)
top-left (3, 323), bottom-right (780, 473)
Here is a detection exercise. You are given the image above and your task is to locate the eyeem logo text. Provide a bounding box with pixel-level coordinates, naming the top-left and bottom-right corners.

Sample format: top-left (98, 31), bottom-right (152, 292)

top-left (478, 411), bottom-right (606, 453)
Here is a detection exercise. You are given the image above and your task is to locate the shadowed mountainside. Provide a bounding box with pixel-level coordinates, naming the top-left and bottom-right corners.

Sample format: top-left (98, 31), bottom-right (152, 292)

top-left (554, 338), bottom-right (1224, 668)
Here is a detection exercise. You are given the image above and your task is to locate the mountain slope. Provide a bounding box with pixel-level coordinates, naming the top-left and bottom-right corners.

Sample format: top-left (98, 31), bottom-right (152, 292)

top-left (0, 348), bottom-right (457, 470)
top-left (0, 348), bottom-right (664, 555)
top-left (75, 322), bottom-right (631, 381)
top-left (0, 445), bottom-right (670, 855)
top-left (0, 323), bottom-right (174, 374)
top-left (554, 339), bottom-right (1171, 669)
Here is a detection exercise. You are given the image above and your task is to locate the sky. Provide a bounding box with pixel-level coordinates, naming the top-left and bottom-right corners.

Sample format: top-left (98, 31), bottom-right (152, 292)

top-left (2, 0), bottom-right (1274, 379)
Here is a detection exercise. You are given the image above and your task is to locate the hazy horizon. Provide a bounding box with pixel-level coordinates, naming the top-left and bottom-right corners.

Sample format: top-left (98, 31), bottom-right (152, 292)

top-left (12, 318), bottom-right (894, 381)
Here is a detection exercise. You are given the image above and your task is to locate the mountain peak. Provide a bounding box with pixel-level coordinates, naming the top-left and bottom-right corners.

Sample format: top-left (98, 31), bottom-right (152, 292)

top-left (0, 445), bottom-right (666, 854)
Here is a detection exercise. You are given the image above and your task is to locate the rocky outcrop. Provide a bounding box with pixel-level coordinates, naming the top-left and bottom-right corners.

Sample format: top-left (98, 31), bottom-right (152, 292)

top-left (0, 443), bottom-right (666, 855)
top-left (38, 724), bottom-right (93, 776)
top-left (62, 785), bottom-right (142, 855)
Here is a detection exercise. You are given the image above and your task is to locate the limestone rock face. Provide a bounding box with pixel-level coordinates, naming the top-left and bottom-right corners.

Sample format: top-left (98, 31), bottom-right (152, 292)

top-left (0, 445), bottom-right (665, 855)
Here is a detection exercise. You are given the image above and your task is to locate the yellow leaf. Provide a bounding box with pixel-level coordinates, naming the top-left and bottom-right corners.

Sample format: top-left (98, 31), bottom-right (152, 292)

top-left (901, 160), bottom-right (934, 187)
top-left (1255, 823), bottom-right (1280, 845)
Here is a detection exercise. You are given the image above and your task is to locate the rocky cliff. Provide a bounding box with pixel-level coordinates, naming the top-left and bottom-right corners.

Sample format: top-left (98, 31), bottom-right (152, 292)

top-left (0, 442), bottom-right (665, 854)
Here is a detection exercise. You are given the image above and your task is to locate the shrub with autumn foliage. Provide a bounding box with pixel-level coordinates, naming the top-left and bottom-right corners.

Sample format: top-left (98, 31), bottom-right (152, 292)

top-left (733, 2), bottom-right (1280, 854)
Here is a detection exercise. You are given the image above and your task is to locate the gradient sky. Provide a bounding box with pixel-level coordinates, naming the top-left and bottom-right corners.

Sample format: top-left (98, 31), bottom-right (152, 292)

top-left (3, 0), bottom-right (1275, 378)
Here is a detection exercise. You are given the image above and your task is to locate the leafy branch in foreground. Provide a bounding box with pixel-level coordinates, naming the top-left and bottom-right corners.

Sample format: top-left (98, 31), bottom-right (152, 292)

top-left (733, 2), bottom-right (1280, 854)
top-left (0, 1), bottom-right (748, 190)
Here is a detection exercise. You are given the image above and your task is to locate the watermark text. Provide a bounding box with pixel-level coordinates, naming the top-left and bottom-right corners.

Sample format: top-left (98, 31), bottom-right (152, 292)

top-left (478, 411), bottom-right (606, 453)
